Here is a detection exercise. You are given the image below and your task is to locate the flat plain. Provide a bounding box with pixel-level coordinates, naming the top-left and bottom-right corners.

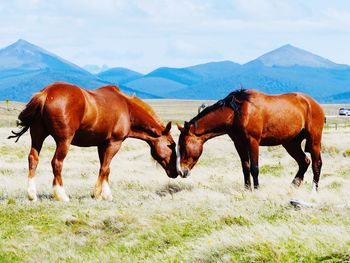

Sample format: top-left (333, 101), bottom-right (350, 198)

top-left (0, 100), bottom-right (349, 262)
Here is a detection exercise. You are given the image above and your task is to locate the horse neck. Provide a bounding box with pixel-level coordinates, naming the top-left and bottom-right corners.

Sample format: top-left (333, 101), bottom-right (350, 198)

top-left (193, 107), bottom-right (234, 141)
top-left (127, 99), bottom-right (164, 143)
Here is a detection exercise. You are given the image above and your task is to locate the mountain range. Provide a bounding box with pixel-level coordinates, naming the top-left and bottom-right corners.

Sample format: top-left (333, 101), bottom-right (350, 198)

top-left (0, 40), bottom-right (350, 102)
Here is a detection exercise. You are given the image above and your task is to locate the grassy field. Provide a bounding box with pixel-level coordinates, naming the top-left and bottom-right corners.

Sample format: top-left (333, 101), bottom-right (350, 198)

top-left (0, 100), bottom-right (350, 262)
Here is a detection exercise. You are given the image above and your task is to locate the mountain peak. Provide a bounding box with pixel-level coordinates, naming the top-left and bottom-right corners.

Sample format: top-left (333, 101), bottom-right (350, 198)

top-left (8, 39), bottom-right (41, 51)
top-left (251, 44), bottom-right (342, 68)
top-left (0, 39), bottom-right (85, 72)
top-left (14, 38), bottom-right (30, 45)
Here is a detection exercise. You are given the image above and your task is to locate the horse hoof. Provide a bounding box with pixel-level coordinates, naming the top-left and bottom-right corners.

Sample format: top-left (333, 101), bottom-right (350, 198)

top-left (28, 193), bottom-right (38, 202)
top-left (102, 193), bottom-right (113, 201)
top-left (311, 182), bottom-right (318, 196)
top-left (53, 185), bottom-right (70, 202)
top-left (101, 181), bottom-right (113, 201)
top-left (291, 178), bottom-right (302, 187)
top-left (53, 194), bottom-right (70, 202)
top-left (27, 178), bottom-right (37, 201)
top-left (92, 181), bottom-right (113, 201)
top-left (91, 191), bottom-right (104, 200)
top-left (244, 185), bottom-right (252, 192)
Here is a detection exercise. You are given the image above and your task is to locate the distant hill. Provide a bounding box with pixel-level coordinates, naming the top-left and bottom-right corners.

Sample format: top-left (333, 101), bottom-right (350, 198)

top-left (251, 44), bottom-right (348, 69)
top-left (157, 45), bottom-right (350, 102)
top-left (1, 40), bottom-right (350, 102)
top-left (125, 77), bottom-right (186, 97)
top-left (121, 61), bottom-right (241, 98)
top-left (83, 64), bottom-right (109, 74)
top-left (325, 90), bottom-right (350, 103)
top-left (0, 40), bottom-right (159, 101)
top-left (145, 61), bottom-right (240, 85)
top-left (97, 67), bottom-right (143, 85)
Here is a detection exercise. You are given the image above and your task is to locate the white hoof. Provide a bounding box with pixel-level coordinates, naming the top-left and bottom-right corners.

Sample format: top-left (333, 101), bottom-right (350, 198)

top-left (28, 191), bottom-right (38, 202)
top-left (101, 181), bottom-right (113, 201)
top-left (53, 185), bottom-right (70, 202)
top-left (27, 178), bottom-right (38, 202)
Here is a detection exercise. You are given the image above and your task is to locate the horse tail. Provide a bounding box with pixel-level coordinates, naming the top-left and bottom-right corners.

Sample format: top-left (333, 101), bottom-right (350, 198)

top-left (303, 95), bottom-right (324, 153)
top-left (8, 90), bottom-right (47, 142)
top-left (302, 96), bottom-right (312, 153)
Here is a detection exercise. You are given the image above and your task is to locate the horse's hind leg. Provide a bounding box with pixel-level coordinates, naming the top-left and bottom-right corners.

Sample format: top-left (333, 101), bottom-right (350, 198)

top-left (51, 139), bottom-right (71, 201)
top-left (283, 139), bottom-right (310, 187)
top-left (92, 140), bottom-right (122, 201)
top-left (309, 141), bottom-right (322, 193)
top-left (28, 124), bottom-right (47, 201)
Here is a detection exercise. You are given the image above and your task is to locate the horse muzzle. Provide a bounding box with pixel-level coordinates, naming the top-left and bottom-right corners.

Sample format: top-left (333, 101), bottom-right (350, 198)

top-left (181, 167), bottom-right (190, 178)
top-left (167, 169), bottom-right (179, 178)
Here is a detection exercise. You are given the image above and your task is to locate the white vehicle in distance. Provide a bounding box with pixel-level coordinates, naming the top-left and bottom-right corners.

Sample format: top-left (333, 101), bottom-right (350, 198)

top-left (339, 108), bottom-right (350, 116)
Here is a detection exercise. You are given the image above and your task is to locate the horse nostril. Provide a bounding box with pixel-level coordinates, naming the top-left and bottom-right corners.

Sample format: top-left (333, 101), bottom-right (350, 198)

top-left (183, 168), bottom-right (189, 178)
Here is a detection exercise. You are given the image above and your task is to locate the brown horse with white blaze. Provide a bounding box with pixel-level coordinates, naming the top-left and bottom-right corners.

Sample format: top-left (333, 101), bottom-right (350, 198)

top-left (9, 82), bottom-right (178, 201)
top-left (177, 89), bottom-right (324, 191)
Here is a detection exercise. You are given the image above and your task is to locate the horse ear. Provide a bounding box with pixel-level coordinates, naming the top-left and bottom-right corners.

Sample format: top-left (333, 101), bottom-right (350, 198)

top-left (177, 123), bottom-right (184, 132)
top-left (162, 121), bottom-right (172, 135)
top-left (184, 121), bottom-right (190, 130)
top-left (184, 121), bottom-right (194, 135)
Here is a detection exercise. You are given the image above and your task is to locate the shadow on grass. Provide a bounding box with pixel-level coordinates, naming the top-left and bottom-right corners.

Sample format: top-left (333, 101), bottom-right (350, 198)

top-left (155, 182), bottom-right (193, 197)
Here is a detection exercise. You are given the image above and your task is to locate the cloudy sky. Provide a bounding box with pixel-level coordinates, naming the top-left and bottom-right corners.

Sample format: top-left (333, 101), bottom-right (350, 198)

top-left (1, 0), bottom-right (349, 73)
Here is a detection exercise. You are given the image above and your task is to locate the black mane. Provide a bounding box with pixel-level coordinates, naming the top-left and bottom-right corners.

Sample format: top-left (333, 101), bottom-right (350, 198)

top-left (189, 89), bottom-right (250, 125)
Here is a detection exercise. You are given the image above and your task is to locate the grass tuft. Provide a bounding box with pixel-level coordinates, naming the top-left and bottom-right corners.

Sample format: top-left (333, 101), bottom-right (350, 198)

top-left (259, 163), bottom-right (284, 176)
top-left (321, 144), bottom-right (340, 155)
top-left (219, 215), bottom-right (252, 227)
top-left (342, 148), bottom-right (350, 157)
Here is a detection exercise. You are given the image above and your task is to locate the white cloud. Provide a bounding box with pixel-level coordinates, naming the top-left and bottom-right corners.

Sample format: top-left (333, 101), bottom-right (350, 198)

top-left (0, 0), bottom-right (350, 71)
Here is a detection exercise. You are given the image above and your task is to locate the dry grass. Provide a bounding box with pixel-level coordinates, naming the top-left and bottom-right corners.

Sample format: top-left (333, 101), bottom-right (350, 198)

top-left (0, 101), bottom-right (350, 262)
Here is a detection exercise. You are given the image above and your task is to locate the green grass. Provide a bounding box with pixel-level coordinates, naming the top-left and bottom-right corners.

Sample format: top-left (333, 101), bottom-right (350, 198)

top-left (0, 145), bottom-right (27, 159)
top-left (1, 101), bottom-right (350, 262)
top-left (260, 163), bottom-right (284, 176)
top-left (205, 240), bottom-right (350, 263)
top-left (326, 181), bottom-right (343, 190)
top-left (1, 192), bottom-right (348, 262)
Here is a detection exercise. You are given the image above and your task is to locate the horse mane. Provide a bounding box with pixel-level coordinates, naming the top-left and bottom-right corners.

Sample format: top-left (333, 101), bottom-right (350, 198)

top-left (101, 86), bottom-right (164, 128)
top-left (96, 84), bottom-right (121, 92)
top-left (125, 95), bottom-right (164, 127)
top-left (190, 89), bottom-right (250, 125)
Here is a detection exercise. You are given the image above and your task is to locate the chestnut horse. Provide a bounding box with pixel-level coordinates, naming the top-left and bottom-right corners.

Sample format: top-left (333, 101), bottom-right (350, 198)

top-left (9, 82), bottom-right (178, 201)
top-left (177, 89), bottom-right (324, 191)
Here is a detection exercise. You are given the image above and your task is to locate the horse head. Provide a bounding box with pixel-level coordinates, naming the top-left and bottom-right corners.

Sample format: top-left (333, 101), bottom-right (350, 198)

top-left (149, 121), bottom-right (178, 178)
top-left (176, 121), bottom-right (204, 178)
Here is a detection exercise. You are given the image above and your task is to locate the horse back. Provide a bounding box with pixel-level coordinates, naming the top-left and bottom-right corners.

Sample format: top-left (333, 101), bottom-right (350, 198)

top-left (242, 91), bottom-right (323, 145)
top-left (41, 82), bottom-right (130, 145)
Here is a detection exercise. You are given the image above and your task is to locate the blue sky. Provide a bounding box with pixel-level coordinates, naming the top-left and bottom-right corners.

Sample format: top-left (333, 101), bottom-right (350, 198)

top-left (1, 0), bottom-right (350, 73)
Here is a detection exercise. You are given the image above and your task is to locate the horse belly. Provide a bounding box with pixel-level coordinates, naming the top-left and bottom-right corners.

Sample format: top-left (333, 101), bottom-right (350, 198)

top-left (72, 126), bottom-right (114, 147)
top-left (71, 129), bottom-right (109, 147)
top-left (260, 118), bottom-right (304, 146)
top-left (71, 115), bottom-right (129, 147)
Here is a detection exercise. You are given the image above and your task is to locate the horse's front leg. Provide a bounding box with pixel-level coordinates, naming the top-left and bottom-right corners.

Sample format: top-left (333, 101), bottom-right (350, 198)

top-left (249, 139), bottom-right (260, 189)
top-left (92, 140), bottom-right (122, 201)
top-left (233, 140), bottom-right (251, 190)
